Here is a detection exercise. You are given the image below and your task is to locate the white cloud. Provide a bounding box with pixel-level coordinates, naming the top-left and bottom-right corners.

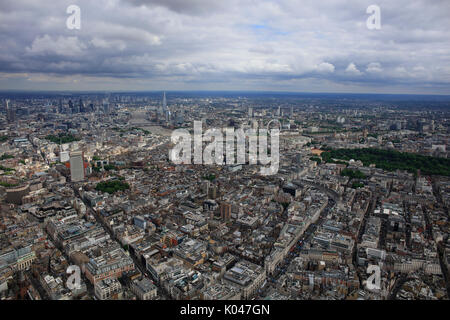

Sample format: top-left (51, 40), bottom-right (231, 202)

top-left (90, 38), bottom-right (127, 51)
top-left (25, 35), bottom-right (86, 57)
top-left (366, 62), bottom-right (383, 73)
top-left (316, 62), bottom-right (335, 73)
top-left (345, 63), bottom-right (362, 75)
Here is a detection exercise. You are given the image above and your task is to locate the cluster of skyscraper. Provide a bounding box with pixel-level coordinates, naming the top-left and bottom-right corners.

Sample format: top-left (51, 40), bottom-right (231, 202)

top-left (157, 92), bottom-right (184, 125)
top-left (58, 98), bottom-right (110, 114)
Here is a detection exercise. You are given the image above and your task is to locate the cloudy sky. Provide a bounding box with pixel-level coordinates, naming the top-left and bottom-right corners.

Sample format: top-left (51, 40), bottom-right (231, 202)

top-left (0, 0), bottom-right (449, 94)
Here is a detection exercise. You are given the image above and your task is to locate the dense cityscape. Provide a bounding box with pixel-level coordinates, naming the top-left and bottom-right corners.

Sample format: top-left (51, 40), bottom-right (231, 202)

top-left (0, 91), bottom-right (449, 301)
top-left (1, 1), bottom-right (449, 313)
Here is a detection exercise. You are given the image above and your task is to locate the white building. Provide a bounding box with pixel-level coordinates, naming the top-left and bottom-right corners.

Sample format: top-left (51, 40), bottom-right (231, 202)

top-left (70, 151), bottom-right (85, 182)
top-left (94, 278), bottom-right (122, 300)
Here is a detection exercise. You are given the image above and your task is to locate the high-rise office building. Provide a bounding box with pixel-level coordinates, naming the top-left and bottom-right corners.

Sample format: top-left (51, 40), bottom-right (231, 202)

top-left (220, 202), bottom-right (231, 221)
top-left (248, 107), bottom-right (253, 118)
top-left (162, 91), bottom-right (167, 110)
top-left (202, 181), bottom-right (210, 195)
top-left (5, 100), bottom-right (16, 123)
top-left (79, 98), bottom-right (85, 113)
top-left (103, 99), bottom-right (110, 114)
top-left (208, 185), bottom-right (217, 199)
top-left (69, 100), bottom-right (78, 114)
top-left (158, 94), bottom-right (164, 116)
top-left (162, 92), bottom-right (171, 122)
top-left (70, 151), bottom-right (85, 182)
top-left (58, 99), bottom-right (64, 113)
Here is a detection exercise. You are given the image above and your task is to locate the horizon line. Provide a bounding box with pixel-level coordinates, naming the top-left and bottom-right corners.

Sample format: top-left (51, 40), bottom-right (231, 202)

top-left (1, 89), bottom-right (450, 98)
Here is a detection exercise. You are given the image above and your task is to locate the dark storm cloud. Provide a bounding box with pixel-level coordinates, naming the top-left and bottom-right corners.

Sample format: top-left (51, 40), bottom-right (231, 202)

top-left (0, 0), bottom-right (449, 93)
